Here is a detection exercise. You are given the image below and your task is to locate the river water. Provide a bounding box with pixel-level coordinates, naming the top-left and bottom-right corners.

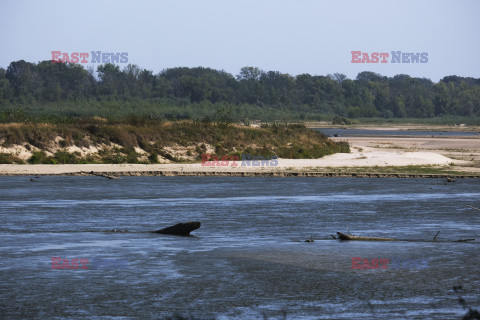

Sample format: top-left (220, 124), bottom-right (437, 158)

top-left (314, 128), bottom-right (480, 137)
top-left (0, 176), bottom-right (479, 319)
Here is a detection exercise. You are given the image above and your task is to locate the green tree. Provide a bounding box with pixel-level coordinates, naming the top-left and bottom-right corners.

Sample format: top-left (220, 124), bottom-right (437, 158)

top-left (237, 66), bottom-right (264, 81)
top-left (392, 95), bottom-right (406, 117)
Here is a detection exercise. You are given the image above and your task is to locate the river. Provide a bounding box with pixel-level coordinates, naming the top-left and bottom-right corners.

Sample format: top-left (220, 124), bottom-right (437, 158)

top-left (0, 176), bottom-right (479, 319)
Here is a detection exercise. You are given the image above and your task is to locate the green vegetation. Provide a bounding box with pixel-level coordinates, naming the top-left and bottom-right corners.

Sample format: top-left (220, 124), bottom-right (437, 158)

top-left (27, 150), bottom-right (96, 164)
top-left (0, 153), bottom-right (24, 164)
top-left (0, 120), bottom-right (349, 164)
top-left (0, 61), bottom-right (479, 123)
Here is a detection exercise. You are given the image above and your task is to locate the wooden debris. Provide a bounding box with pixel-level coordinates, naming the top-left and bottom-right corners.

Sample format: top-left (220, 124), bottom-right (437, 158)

top-left (335, 231), bottom-right (474, 243)
top-left (336, 232), bottom-right (395, 241)
top-left (454, 238), bottom-right (475, 242)
top-left (81, 171), bottom-right (121, 180)
top-left (466, 205), bottom-right (480, 212)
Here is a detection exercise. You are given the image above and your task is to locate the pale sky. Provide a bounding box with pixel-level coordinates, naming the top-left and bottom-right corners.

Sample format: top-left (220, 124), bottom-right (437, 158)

top-left (1, 0), bottom-right (479, 82)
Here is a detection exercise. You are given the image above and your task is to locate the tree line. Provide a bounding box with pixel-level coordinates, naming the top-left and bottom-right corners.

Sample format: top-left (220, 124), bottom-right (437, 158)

top-left (0, 60), bottom-right (479, 121)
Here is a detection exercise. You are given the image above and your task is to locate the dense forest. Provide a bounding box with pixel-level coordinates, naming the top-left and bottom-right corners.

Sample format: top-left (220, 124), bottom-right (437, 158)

top-left (0, 60), bottom-right (479, 123)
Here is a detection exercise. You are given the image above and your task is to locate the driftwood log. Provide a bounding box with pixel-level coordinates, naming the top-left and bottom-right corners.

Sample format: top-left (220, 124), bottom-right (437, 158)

top-left (466, 205), bottom-right (480, 212)
top-left (336, 232), bottom-right (395, 241)
top-left (152, 222), bottom-right (201, 236)
top-left (336, 232), bottom-right (474, 243)
top-left (454, 238), bottom-right (476, 242)
top-left (81, 171), bottom-right (121, 180)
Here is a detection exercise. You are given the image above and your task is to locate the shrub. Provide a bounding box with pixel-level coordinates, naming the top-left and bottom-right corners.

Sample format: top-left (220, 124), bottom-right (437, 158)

top-left (332, 115), bottom-right (352, 125)
top-left (28, 151), bottom-right (56, 164)
top-left (53, 150), bottom-right (83, 164)
top-left (148, 153), bottom-right (159, 163)
top-left (0, 153), bottom-right (24, 164)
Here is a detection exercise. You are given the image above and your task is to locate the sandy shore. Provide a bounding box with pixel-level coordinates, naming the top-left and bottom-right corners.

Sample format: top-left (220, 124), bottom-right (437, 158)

top-left (0, 145), bottom-right (477, 176)
top-left (330, 135), bottom-right (480, 174)
top-left (1, 127), bottom-right (479, 177)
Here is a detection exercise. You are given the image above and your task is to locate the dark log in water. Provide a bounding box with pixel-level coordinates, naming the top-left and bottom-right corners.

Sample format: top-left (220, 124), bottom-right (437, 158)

top-left (81, 171), bottom-right (121, 180)
top-left (337, 232), bottom-right (395, 241)
top-left (152, 222), bottom-right (201, 236)
top-left (337, 232), bottom-right (475, 243)
top-left (454, 238), bottom-right (475, 242)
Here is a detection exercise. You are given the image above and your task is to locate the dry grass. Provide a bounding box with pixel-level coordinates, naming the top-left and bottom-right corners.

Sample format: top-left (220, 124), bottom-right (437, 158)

top-left (0, 120), bottom-right (350, 164)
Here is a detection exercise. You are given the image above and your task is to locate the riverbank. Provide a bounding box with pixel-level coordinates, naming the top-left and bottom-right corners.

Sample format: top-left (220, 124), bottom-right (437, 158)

top-left (1, 123), bottom-right (479, 178)
top-left (0, 157), bottom-right (478, 178)
top-left (0, 121), bottom-right (348, 164)
top-left (1, 170), bottom-right (477, 178)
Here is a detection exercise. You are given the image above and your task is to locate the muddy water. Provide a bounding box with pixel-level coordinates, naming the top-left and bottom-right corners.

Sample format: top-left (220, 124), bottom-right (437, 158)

top-left (0, 176), bottom-right (479, 319)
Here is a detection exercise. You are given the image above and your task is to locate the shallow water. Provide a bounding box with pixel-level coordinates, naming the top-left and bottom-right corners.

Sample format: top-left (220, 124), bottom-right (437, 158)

top-left (315, 128), bottom-right (480, 137)
top-left (0, 176), bottom-right (479, 319)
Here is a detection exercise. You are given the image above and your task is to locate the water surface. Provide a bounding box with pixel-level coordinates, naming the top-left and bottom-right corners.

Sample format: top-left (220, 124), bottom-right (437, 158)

top-left (315, 128), bottom-right (480, 137)
top-left (0, 176), bottom-right (479, 319)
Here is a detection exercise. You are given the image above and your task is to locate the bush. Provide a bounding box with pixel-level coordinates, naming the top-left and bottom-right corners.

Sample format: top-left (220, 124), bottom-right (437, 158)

top-left (53, 150), bottom-right (83, 164)
top-left (148, 152), bottom-right (159, 163)
top-left (0, 153), bottom-right (24, 164)
top-left (332, 116), bottom-right (352, 125)
top-left (98, 147), bottom-right (142, 164)
top-left (28, 151), bottom-right (56, 164)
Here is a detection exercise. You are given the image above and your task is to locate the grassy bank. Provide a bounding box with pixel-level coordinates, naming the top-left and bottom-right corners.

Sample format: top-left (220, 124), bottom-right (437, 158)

top-left (3, 106), bottom-right (479, 127)
top-left (0, 120), bottom-right (349, 164)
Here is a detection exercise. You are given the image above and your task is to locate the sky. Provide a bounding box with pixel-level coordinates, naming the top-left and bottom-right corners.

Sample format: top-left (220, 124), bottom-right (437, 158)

top-left (0, 0), bottom-right (479, 82)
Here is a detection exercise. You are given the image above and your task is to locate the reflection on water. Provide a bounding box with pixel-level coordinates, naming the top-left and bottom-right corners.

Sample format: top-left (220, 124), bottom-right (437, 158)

top-left (0, 176), bottom-right (479, 319)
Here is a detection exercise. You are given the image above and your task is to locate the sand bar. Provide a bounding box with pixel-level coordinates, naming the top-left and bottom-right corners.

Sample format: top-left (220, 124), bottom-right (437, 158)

top-left (0, 148), bottom-right (478, 177)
